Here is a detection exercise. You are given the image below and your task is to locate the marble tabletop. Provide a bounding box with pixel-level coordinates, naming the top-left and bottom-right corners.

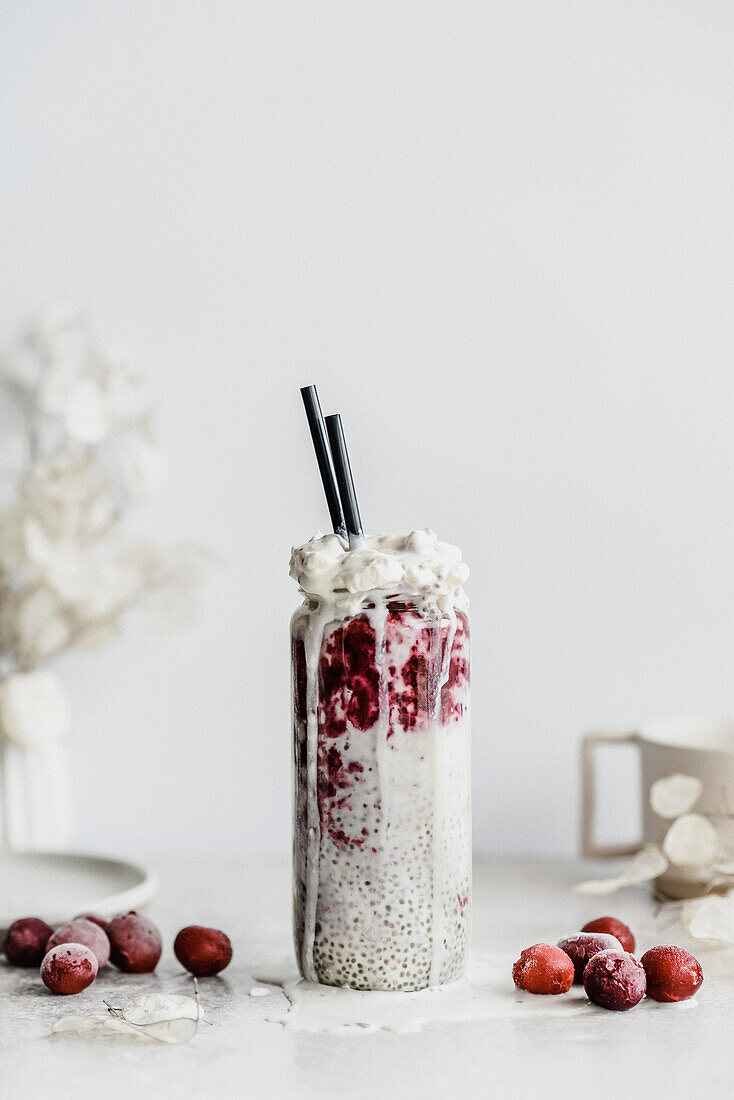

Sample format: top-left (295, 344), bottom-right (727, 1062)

top-left (2, 853), bottom-right (733, 1099)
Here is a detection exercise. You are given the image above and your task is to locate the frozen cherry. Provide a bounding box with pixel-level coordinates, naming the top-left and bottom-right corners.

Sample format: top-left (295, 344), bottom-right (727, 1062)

top-left (107, 912), bottom-right (162, 973)
top-left (557, 932), bottom-right (623, 984)
top-left (583, 949), bottom-right (646, 1011)
top-left (641, 945), bottom-right (703, 1003)
top-left (174, 925), bottom-right (233, 977)
top-left (47, 918), bottom-right (110, 968)
top-left (581, 916), bottom-right (635, 953)
top-left (41, 943), bottom-right (98, 994)
top-left (2, 917), bottom-right (53, 967)
top-left (74, 913), bottom-right (109, 933)
top-left (512, 943), bottom-right (574, 995)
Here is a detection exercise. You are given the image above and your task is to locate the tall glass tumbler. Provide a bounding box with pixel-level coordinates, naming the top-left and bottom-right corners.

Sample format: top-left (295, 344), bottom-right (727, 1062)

top-left (292, 593), bottom-right (471, 991)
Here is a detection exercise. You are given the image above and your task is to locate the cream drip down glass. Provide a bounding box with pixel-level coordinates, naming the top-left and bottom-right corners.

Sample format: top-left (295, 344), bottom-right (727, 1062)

top-left (290, 529), bottom-right (471, 991)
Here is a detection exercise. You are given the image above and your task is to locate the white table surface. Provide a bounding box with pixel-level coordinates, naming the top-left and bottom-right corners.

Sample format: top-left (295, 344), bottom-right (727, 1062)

top-left (2, 854), bottom-right (733, 1100)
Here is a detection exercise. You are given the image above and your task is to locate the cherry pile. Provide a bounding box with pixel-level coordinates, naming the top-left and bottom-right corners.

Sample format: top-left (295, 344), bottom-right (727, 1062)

top-left (2, 912), bottom-right (233, 995)
top-left (513, 914), bottom-right (703, 1011)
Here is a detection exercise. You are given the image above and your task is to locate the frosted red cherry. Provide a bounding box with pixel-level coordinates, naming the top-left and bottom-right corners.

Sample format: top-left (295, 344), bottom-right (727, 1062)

top-left (512, 943), bottom-right (574, 995)
top-left (107, 912), bottom-right (162, 973)
top-left (583, 949), bottom-right (647, 1011)
top-left (41, 943), bottom-right (98, 995)
top-left (47, 918), bottom-right (110, 968)
top-left (557, 932), bottom-right (623, 984)
top-left (2, 917), bottom-right (53, 967)
top-left (641, 945), bottom-right (703, 1003)
top-left (74, 912), bottom-right (109, 933)
top-left (581, 916), bottom-right (635, 953)
top-left (174, 925), bottom-right (233, 977)
top-left (511, 914), bottom-right (704, 1015)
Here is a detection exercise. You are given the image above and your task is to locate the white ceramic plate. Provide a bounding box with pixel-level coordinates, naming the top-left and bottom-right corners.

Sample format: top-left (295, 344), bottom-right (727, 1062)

top-left (0, 851), bottom-right (157, 930)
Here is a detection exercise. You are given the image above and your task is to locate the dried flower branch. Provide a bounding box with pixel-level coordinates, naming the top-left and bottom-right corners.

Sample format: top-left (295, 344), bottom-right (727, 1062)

top-left (0, 308), bottom-right (208, 747)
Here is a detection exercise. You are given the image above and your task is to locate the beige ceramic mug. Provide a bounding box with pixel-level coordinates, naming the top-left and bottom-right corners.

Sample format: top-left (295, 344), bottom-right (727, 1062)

top-left (581, 714), bottom-right (734, 899)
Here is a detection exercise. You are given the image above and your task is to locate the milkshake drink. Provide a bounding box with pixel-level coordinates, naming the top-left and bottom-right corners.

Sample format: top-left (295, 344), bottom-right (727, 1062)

top-left (290, 529), bottom-right (471, 991)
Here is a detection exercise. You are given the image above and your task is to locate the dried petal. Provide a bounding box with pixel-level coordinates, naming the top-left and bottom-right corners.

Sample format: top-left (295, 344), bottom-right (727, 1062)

top-left (663, 814), bottom-right (719, 867)
top-left (121, 992), bottom-right (201, 1045)
top-left (573, 879), bottom-right (623, 897)
top-left (122, 993), bottom-right (202, 1025)
top-left (52, 1015), bottom-right (134, 1038)
top-left (52, 990), bottom-right (201, 1045)
top-left (680, 894), bottom-right (734, 944)
top-left (575, 845), bottom-right (668, 896)
top-left (624, 844), bottom-right (670, 883)
top-left (650, 773), bottom-right (703, 819)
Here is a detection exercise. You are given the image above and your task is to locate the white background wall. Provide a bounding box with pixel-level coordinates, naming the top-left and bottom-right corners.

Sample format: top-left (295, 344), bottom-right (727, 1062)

top-left (1, 1), bottom-right (732, 859)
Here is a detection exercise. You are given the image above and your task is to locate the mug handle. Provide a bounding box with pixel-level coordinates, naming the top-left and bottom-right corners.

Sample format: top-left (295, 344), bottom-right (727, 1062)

top-left (581, 730), bottom-right (642, 858)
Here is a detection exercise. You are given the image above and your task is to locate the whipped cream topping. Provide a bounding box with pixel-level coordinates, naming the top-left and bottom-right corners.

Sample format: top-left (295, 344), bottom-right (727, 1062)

top-left (289, 529), bottom-right (469, 613)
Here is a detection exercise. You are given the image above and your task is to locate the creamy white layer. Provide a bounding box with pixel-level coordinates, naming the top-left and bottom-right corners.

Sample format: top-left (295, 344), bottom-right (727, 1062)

top-left (289, 529), bottom-right (469, 615)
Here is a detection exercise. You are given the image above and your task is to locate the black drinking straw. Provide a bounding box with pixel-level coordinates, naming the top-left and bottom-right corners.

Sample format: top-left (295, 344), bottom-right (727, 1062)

top-left (300, 385), bottom-right (348, 541)
top-left (325, 413), bottom-right (364, 545)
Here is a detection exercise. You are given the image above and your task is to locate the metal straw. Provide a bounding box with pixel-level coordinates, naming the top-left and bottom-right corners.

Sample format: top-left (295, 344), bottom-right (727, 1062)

top-left (300, 385), bottom-right (347, 541)
top-left (325, 413), bottom-right (364, 546)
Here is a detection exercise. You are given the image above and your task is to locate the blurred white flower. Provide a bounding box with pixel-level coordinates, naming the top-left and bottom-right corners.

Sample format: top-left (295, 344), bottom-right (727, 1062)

top-left (31, 306), bottom-right (86, 363)
top-left (0, 509), bottom-right (28, 572)
top-left (1, 348), bottom-right (37, 391)
top-left (64, 376), bottom-right (112, 444)
top-left (73, 619), bottom-right (120, 649)
top-left (37, 354), bottom-right (86, 418)
top-left (0, 670), bottom-right (70, 746)
top-left (12, 588), bottom-right (70, 665)
top-left (120, 436), bottom-right (168, 497)
top-left (46, 552), bottom-right (142, 620)
top-left (0, 309), bottom-right (207, 679)
top-left (21, 453), bottom-right (115, 544)
top-left (23, 517), bottom-right (54, 567)
top-left (103, 351), bottom-right (147, 421)
top-left (0, 431), bottom-right (30, 474)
